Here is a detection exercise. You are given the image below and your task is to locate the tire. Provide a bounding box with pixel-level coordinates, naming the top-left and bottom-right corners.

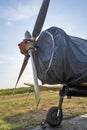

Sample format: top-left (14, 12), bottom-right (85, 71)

top-left (46, 106), bottom-right (63, 126)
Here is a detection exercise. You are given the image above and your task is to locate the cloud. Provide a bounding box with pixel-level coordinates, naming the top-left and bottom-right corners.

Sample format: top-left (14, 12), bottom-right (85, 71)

top-left (6, 21), bottom-right (12, 26)
top-left (0, 60), bottom-right (5, 64)
top-left (81, 36), bottom-right (87, 39)
top-left (0, 0), bottom-right (40, 21)
top-left (0, 54), bottom-right (15, 65)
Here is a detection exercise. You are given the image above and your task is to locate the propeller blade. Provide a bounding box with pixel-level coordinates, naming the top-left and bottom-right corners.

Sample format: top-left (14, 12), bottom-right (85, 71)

top-left (15, 56), bottom-right (29, 88)
top-left (32, 0), bottom-right (50, 38)
top-left (29, 50), bottom-right (40, 107)
top-left (25, 31), bottom-right (31, 40)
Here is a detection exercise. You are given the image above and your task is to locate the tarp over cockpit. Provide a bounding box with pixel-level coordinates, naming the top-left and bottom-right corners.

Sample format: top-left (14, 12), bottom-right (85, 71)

top-left (35, 27), bottom-right (87, 84)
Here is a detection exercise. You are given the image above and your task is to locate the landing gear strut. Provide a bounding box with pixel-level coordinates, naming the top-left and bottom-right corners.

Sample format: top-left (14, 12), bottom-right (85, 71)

top-left (46, 85), bottom-right (69, 127)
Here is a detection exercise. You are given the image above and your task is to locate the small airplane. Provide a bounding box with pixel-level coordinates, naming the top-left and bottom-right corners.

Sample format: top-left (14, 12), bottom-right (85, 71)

top-left (15, 0), bottom-right (87, 127)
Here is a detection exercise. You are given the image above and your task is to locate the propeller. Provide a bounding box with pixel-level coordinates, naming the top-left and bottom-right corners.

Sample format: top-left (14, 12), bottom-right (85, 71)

top-left (32, 0), bottom-right (50, 38)
top-left (15, 0), bottom-right (50, 105)
top-left (29, 49), bottom-right (40, 107)
top-left (24, 30), bottom-right (31, 41)
top-left (15, 56), bottom-right (29, 88)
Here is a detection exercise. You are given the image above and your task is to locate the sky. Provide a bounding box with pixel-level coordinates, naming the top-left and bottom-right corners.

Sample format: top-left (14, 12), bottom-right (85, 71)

top-left (0, 0), bottom-right (87, 89)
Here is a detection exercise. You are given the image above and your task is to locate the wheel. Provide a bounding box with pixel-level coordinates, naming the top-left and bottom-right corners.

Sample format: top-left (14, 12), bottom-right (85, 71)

top-left (46, 106), bottom-right (63, 126)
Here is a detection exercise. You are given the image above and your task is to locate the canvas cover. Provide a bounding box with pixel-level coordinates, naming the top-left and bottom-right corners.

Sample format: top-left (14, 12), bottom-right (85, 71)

top-left (35, 27), bottom-right (87, 85)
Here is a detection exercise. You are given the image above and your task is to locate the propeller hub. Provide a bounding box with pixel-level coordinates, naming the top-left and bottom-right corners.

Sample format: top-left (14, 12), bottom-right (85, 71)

top-left (19, 41), bottom-right (27, 53)
top-left (18, 40), bottom-right (36, 55)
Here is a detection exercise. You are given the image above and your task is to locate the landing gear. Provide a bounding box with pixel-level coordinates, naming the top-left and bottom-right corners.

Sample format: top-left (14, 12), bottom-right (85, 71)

top-left (46, 107), bottom-right (63, 126)
top-left (46, 85), bottom-right (69, 127)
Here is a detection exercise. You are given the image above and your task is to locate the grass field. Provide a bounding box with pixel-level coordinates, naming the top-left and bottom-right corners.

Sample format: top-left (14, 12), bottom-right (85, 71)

top-left (0, 88), bottom-right (87, 130)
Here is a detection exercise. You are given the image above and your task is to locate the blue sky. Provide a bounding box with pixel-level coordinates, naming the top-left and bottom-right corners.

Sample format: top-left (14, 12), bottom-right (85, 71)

top-left (0, 0), bottom-right (87, 89)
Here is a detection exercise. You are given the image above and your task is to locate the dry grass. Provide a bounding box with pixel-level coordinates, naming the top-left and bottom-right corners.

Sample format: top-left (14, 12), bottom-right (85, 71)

top-left (0, 91), bottom-right (87, 130)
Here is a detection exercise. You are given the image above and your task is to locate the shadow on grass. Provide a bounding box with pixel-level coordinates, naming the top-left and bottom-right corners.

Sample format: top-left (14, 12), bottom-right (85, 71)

top-left (3, 110), bottom-right (47, 130)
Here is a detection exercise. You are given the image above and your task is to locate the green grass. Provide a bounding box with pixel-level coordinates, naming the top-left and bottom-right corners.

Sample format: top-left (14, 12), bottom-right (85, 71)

top-left (0, 87), bottom-right (34, 96)
top-left (0, 88), bottom-right (87, 130)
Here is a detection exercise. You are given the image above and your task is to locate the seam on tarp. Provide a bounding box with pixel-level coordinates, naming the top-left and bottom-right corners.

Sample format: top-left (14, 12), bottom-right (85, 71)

top-left (44, 30), bottom-right (54, 73)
